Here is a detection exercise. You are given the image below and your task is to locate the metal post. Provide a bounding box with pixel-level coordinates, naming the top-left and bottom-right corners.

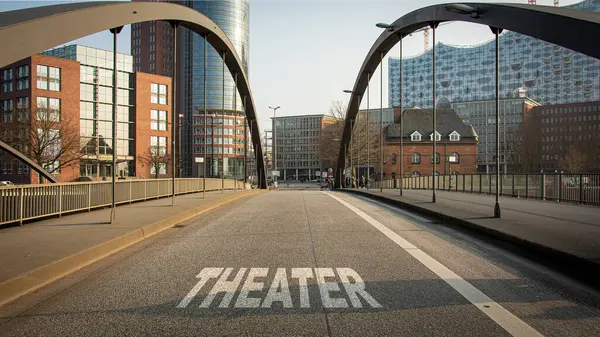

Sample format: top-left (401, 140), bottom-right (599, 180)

top-left (109, 26), bottom-right (122, 223)
top-left (512, 173), bottom-right (515, 197)
top-left (233, 72), bottom-right (238, 189)
top-left (57, 185), bottom-right (62, 217)
top-left (19, 186), bottom-right (24, 225)
top-left (170, 21), bottom-right (178, 205)
top-left (491, 26), bottom-right (502, 217)
top-left (202, 33), bottom-right (207, 198)
top-left (399, 36), bottom-right (403, 196)
top-left (366, 72), bottom-right (370, 188)
top-left (525, 174), bottom-right (529, 198)
top-left (350, 119), bottom-right (354, 187)
top-left (221, 50), bottom-right (226, 193)
top-left (243, 95), bottom-right (247, 186)
top-left (431, 23), bottom-right (438, 203)
top-left (379, 51), bottom-right (384, 192)
top-left (579, 173), bottom-right (584, 204)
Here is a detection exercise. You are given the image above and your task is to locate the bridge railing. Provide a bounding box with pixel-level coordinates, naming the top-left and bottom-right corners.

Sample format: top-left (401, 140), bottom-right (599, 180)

top-left (372, 173), bottom-right (600, 205)
top-left (0, 178), bottom-right (245, 226)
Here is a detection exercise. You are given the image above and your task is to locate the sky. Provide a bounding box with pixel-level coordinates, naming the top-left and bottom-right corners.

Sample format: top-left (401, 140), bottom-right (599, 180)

top-left (0, 0), bottom-right (583, 133)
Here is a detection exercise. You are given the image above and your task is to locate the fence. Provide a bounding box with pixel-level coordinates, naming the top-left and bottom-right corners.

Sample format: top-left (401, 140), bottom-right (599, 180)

top-left (372, 173), bottom-right (600, 205)
top-left (0, 178), bottom-right (245, 226)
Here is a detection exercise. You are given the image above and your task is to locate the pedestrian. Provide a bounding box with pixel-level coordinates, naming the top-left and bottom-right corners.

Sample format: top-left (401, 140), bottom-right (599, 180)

top-left (361, 175), bottom-right (365, 189)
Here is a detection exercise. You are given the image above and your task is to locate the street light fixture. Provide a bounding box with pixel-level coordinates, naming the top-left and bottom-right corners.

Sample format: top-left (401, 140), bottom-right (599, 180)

top-left (445, 4), bottom-right (480, 18)
top-left (376, 22), bottom-right (394, 31)
top-left (269, 106), bottom-right (280, 186)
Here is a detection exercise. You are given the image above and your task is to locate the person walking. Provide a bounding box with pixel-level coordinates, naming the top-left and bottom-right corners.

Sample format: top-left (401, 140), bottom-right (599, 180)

top-left (361, 175), bottom-right (365, 189)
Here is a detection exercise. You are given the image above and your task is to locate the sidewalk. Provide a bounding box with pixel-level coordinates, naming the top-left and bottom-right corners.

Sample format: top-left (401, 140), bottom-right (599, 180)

top-left (344, 188), bottom-right (600, 285)
top-left (0, 189), bottom-right (263, 307)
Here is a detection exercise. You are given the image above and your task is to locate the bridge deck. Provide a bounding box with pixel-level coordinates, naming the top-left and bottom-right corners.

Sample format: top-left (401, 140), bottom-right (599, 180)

top-left (346, 188), bottom-right (600, 278)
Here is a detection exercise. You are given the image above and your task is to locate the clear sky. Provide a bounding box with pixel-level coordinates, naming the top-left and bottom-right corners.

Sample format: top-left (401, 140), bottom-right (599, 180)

top-left (0, 0), bottom-right (583, 132)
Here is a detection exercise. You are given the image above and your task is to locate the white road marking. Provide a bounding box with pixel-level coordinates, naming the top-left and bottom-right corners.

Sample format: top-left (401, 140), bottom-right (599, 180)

top-left (291, 268), bottom-right (314, 308)
top-left (235, 267), bottom-right (268, 308)
top-left (262, 268), bottom-right (293, 308)
top-left (326, 192), bottom-right (544, 337)
top-left (316, 267), bottom-right (349, 308)
top-left (337, 268), bottom-right (382, 308)
top-left (200, 267), bottom-right (247, 308)
top-left (176, 267), bottom-right (223, 308)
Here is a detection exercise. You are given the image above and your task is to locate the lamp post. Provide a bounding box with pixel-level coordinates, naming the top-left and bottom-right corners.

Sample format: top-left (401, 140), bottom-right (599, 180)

top-left (343, 90), bottom-right (361, 187)
top-left (269, 106), bottom-right (280, 185)
top-left (398, 34), bottom-right (404, 196)
top-left (178, 113), bottom-right (184, 179)
top-left (109, 26), bottom-right (122, 224)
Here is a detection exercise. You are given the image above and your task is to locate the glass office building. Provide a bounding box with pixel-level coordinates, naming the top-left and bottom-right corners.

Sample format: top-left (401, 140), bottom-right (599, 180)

top-left (180, 0), bottom-right (250, 178)
top-left (388, 0), bottom-right (600, 109)
top-left (42, 45), bottom-right (136, 178)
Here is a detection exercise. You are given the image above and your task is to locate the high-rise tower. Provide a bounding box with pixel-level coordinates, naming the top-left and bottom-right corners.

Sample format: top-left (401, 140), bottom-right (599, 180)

top-left (132, 0), bottom-right (250, 178)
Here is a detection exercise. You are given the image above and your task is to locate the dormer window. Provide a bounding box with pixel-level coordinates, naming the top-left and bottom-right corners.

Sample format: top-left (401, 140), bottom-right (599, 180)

top-left (429, 131), bottom-right (441, 141)
top-left (410, 131), bottom-right (422, 141)
top-left (449, 130), bottom-right (460, 141)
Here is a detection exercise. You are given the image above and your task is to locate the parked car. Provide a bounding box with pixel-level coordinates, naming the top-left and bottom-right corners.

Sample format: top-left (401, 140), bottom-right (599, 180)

top-left (0, 181), bottom-right (14, 186)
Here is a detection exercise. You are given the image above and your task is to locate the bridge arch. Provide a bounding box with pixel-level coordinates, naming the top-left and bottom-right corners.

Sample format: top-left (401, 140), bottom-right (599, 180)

top-left (335, 2), bottom-right (600, 187)
top-left (0, 1), bottom-right (266, 187)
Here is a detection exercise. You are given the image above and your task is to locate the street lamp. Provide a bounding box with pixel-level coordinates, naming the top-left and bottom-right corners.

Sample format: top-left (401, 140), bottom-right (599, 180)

top-left (375, 22), bottom-right (394, 31)
top-left (445, 4), bottom-right (480, 18)
top-left (269, 106), bottom-right (280, 186)
top-left (343, 89), bottom-right (359, 187)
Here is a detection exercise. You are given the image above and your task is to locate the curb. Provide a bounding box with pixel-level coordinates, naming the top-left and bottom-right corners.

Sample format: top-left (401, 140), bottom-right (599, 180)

top-left (342, 189), bottom-right (600, 288)
top-left (0, 190), bottom-right (264, 308)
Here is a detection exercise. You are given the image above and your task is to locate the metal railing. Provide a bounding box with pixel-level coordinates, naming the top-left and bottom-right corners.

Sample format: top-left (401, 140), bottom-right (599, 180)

top-left (0, 178), bottom-right (245, 226)
top-left (372, 173), bottom-right (600, 205)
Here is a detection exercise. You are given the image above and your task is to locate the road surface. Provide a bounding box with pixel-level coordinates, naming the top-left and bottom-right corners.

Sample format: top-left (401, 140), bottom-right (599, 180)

top-left (1, 190), bottom-right (599, 336)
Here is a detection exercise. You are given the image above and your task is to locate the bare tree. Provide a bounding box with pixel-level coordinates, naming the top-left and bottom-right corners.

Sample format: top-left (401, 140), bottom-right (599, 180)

top-left (319, 101), bottom-right (389, 180)
top-left (139, 146), bottom-right (170, 178)
top-left (0, 107), bottom-right (84, 177)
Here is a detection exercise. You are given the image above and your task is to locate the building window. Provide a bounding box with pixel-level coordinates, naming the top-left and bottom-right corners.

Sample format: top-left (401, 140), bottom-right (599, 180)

top-left (1, 68), bottom-right (13, 93)
top-left (36, 97), bottom-right (61, 121)
top-left (1, 99), bottom-right (12, 123)
top-left (37, 65), bottom-right (61, 91)
top-left (430, 131), bottom-right (441, 142)
top-left (411, 171), bottom-right (420, 177)
top-left (150, 136), bottom-right (167, 156)
top-left (430, 152), bottom-right (440, 164)
top-left (151, 109), bottom-right (167, 130)
top-left (16, 65), bottom-right (29, 90)
top-left (410, 131), bottom-right (422, 141)
top-left (411, 152), bottom-right (421, 164)
top-left (450, 152), bottom-right (460, 163)
top-left (151, 83), bottom-right (168, 104)
top-left (449, 131), bottom-right (460, 141)
top-left (391, 153), bottom-right (397, 164)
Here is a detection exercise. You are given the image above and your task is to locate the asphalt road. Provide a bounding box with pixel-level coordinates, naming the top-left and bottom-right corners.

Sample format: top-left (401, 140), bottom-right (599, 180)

top-left (1, 190), bottom-right (599, 336)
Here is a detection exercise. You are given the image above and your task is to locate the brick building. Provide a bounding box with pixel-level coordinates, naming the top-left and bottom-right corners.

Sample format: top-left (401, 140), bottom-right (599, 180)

top-left (0, 45), bottom-right (172, 184)
top-left (382, 108), bottom-right (478, 179)
top-left (0, 54), bottom-right (80, 183)
top-left (520, 101), bottom-right (600, 173)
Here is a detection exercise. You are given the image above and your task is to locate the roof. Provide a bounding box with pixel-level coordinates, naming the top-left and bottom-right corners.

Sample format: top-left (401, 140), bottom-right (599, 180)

top-left (385, 108), bottom-right (478, 140)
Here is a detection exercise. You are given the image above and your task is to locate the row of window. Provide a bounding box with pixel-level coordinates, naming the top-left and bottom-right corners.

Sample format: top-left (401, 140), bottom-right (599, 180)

top-left (191, 147), bottom-right (243, 155)
top-left (410, 131), bottom-right (460, 142)
top-left (0, 161), bottom-right (30, 175)
top-left (542, 114), bottom-right (599, 123)
top-left (2, 97), bottom-right (61, 122)
top-left (403, 152), bottom-right (461, 164)
top-left (538, 105), bottom-right (600, 115)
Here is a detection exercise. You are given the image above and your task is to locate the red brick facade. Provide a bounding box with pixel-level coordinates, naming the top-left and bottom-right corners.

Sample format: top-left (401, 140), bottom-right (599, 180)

top-left (134, 72), bottom-right (172, 179)
top-left (0, 55), bottom-right (80, 183)
top-left (382, 141), bottom-right (478, 178)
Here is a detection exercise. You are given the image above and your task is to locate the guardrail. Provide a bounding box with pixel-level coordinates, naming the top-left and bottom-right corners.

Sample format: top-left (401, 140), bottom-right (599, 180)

top-left (0, 178), bottom-right (245, 226)
top-left (372, 173), bottom-right (600, 205)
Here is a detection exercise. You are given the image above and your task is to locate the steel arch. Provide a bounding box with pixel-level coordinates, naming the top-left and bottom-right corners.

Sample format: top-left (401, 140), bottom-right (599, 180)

top-left (0, 1), bottom-right (267, 188)
top-left (335, 2), bottom-right (600, 188)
